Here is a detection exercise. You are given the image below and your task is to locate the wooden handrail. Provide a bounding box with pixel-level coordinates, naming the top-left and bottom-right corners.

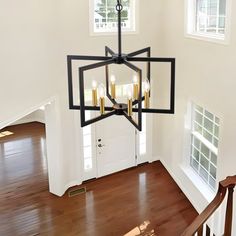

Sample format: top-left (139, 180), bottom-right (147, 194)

top-left (220, 176), bottom-right (236, 188)
top-left (181, 175), bottom-right (236, 236)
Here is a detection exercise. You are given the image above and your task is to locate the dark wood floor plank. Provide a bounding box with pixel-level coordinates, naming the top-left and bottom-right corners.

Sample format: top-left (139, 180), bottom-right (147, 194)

top-left (0, 122), bottom-right (198, 236)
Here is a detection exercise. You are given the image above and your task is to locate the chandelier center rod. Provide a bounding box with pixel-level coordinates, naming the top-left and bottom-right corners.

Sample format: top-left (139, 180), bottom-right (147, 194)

top-left (116, 0), bottom-right (123, 57)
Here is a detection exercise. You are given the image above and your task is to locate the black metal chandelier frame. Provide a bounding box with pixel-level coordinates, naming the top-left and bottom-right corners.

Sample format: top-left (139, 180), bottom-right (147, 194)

top-left (67, 0), bottom-right (175, 131)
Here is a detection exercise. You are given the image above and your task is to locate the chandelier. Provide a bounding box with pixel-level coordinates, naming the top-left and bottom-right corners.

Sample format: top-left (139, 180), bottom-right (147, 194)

top-left (67, 0), bottom-right (175, 131)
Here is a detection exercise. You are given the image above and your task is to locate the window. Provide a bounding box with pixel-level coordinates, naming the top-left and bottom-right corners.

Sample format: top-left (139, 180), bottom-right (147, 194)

top-left (139, 114), bottom-right (147, 155)
top-left (90, 0), bottom-right (137, 34)
top-left (186, 0), bottom-right (231, 43)
top-left (190, 104), bottom-right (220, 189)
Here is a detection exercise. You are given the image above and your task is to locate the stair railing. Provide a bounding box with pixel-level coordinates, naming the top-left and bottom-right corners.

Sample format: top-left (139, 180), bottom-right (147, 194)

top-left (181, 175), bottom-right (236, 236)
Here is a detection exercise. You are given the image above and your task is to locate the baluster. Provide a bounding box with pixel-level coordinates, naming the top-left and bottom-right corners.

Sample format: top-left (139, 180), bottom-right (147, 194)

top-left (206, 225), bottom-right (210, 236)
top-left (224, 185), bottom-right (235, 236)
top-left (197, 225), bottom-right (203, 236)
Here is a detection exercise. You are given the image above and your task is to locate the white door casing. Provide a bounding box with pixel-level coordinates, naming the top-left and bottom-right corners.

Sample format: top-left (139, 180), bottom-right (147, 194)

top-left (136, 113), bottom-right (153, 165)
top-left (81, 111), bottom-right (152, 181)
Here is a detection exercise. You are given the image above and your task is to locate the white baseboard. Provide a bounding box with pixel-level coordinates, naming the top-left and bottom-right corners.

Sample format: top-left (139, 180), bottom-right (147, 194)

top-left (151, 156), bottom-right (161, 162)
top-left (49, 180), bottom-right (82, 197)
top-left (59, 181), bottom-right (82, 197)
top-left (35, 118), bottom-right (45, 124)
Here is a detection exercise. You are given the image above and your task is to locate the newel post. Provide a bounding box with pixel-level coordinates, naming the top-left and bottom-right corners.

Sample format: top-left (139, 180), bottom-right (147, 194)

top-left (224, 185), bottom-right (235, 236)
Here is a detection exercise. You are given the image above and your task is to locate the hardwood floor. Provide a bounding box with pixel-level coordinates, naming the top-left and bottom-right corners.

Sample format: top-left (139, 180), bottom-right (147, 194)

top-left (0, 122), bottom-right (198, 236)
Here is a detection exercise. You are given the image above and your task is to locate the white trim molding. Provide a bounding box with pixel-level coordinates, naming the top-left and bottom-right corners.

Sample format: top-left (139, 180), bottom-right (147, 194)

top-left (185, 0), bottom-right (232, 45)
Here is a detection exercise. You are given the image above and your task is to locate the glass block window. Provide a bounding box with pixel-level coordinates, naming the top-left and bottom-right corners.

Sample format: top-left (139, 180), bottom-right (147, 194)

top-left (190, 104), bottom-right (220, 189)
top-left (83, 111), bottom-right (93, 171)
top-left (92, 0), bottom-right (136, 33)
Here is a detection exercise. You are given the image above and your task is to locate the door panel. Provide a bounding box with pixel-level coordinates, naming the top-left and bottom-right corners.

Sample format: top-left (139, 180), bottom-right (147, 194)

top-left (96, 116), bottom-right (136, 177)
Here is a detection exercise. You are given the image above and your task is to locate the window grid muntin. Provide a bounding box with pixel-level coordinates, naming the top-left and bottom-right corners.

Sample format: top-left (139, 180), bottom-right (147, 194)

top-left (190, 104), bottom-right (220, 190)
top-left (193, 108), bottom-right (219, 148)
top-left (195, 0), bottom-right (226, 36)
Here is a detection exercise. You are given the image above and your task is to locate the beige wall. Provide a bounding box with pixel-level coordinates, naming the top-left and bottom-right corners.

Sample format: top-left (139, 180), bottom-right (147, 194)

top-left (0, 1), bottom-right (61, 125)
top-left (154, 0), bottom-right (236, 232)
top-left (11, 109), bottom-right (45, 125)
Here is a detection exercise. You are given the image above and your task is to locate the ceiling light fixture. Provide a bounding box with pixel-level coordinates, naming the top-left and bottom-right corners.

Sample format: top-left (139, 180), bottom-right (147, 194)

top-left (67, 0), bottom-right (176, 131)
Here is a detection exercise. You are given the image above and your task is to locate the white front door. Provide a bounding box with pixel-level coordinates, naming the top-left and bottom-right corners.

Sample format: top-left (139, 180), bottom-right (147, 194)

top-left (95, 116), bottom-right (136, 177)
top-left (81, 111), bottom-right (152, 181)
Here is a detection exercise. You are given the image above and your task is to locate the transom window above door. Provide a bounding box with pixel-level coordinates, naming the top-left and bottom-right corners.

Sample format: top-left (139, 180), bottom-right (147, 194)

top-left (90, 0), bottom-right (137, 35)
top-left (186, 0), bottom-right (231, 43)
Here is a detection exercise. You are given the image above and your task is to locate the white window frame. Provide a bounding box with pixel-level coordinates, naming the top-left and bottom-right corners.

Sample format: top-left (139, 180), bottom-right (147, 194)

top-left (139, 113), bottom-right (147, 156)
top-left (89, 0), bottom-right (139, 36)
top-left (185, 0), bottom-right (232, 44)
top-left (82, 111), bottom-right (94, 172)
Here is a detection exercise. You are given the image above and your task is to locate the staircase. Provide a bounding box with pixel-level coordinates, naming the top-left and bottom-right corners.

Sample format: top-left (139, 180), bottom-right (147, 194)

top-left (182, 176), bottom-right (236, 236)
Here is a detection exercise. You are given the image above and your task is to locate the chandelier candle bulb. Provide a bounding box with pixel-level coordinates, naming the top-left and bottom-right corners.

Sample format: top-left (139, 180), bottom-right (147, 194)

top-left (133, 75), bottom-right (139, 100)
top-left (92, 80), bottom-right (98, 106)
top-left (98, 84), bottom-right (105, 115)
top-left (110, 75), bottom-right (116, 99)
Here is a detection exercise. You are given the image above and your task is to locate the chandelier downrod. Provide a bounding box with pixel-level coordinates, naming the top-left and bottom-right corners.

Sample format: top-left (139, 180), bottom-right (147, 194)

top-left (116, 0), bottom-right (123, 57)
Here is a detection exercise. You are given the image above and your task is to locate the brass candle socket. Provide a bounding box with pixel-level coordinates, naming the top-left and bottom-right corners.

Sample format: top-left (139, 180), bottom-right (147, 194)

top-left (100, 97), bottom-right (105, 115)
top-left (127, 98), bottom-right (133, 116)
top-left (92, 89), bottom-right (98, 106)
top-left (144, 91), bottom-right (150, 109)
top-left (111, 84), bottom-right (116, 99)
top-left (133, 84), bottom-right (139, 100)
